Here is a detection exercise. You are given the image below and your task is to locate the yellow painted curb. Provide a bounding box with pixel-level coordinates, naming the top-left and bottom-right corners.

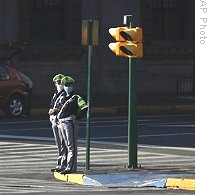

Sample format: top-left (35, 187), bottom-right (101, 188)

top-left (166, 178), bottom-right (195, 190)
top-left (54, 172), bottom-right (85, 185)
top-left (54, 172), bottom-right (68, 182)
top-left (67, 174), bottom-right (85, 185)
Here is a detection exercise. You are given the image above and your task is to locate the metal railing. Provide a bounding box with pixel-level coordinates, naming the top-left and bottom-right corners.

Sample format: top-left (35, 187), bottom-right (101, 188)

top-left (177, 75), bottom-right (195, 99)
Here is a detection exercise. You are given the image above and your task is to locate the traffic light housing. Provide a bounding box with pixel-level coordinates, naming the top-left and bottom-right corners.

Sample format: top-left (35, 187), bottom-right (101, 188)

top-left (109, 42), bottom-right (143, 58)
top-left (108, 27), bottom-right (143, 58)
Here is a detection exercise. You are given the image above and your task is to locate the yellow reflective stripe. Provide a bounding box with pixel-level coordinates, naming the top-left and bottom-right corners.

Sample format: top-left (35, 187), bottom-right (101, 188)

top-left (77, 95), bottom-right (88, 110)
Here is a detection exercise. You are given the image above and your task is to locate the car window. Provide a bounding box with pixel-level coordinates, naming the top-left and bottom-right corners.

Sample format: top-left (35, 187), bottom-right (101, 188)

top-left (19, 72), bottom-right (33, 88)
top-left (0, 66), bottom-right (10, 81)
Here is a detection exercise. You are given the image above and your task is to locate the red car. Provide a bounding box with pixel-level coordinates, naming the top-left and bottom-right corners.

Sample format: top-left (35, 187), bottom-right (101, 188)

top-left (0, 64), bottom-right (33, 117)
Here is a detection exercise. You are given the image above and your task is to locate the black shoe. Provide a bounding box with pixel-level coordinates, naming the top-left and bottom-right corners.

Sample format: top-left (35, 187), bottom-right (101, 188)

top-left (51, 167), bottom-right (64, 172)
top-left (51, 168), bottom-right (58, 172)
top-left (60, 169), bottom-right (72, 175)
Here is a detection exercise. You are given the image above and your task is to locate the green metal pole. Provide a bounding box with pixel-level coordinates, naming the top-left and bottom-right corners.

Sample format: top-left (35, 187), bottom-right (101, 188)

top-left (86, 20), bottom-right (93, 170)
top-left (128, 57), bottom-right (138, 168)
top-left (127, 21), bottom-right (138, 168)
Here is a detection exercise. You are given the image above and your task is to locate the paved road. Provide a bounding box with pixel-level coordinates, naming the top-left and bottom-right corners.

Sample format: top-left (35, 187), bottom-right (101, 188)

top-left (0, 114), bottom-right (195, 148)
top-left (0, 140), bottom-right (194, 194)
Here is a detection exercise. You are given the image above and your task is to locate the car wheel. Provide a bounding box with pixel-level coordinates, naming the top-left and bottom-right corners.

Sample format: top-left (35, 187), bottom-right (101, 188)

top-left (6, 95), bottom-right (25, 118)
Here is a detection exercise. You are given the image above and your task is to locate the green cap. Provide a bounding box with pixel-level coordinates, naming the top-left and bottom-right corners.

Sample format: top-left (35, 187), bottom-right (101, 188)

top-left (53, 74), bottom-right (64, 82)
top-left (61, 76), bottom-right (75, 85)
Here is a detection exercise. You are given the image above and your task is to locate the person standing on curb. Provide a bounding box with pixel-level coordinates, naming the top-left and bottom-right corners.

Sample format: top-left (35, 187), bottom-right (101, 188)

top-left (48, 73), bottom-right (67, 172)
top-left (56, 75), bottom-right (88, 174)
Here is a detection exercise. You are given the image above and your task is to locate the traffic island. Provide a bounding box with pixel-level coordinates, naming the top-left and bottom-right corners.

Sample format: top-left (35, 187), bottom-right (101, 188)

top-left (53, 172), bottom-right (195, 190)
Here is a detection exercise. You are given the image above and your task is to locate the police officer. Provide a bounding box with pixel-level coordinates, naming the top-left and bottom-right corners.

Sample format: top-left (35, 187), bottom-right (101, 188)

top-left (48, 74), bottom-right (67, 172)
top-left (57, 76), bottom-right (88, 174)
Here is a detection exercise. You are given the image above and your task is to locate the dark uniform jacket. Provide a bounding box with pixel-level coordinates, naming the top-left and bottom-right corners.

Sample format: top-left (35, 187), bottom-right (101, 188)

top-left (50, 89), bottom-right (66, 110)
top-left (57, 91), bottom-right (88, 120)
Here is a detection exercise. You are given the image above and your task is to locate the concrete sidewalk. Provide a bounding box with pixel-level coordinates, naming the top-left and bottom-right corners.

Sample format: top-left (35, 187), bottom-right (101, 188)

top-left (30, 103), bottom-right (195, 118)
top-left (0, 95), bottom-right (195, 118)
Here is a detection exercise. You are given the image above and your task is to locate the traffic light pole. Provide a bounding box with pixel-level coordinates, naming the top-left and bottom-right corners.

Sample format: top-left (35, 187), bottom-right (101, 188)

top-left (108, 15), bottom-right (142, 168)
top-left (86, 20), bottom-right (93, 170)
top-left (82, 19), bottom-right (98, 171)
top-left (126, 16), bottom-right (138, 168)
top-left (128, 57), bottom-right (138, 168)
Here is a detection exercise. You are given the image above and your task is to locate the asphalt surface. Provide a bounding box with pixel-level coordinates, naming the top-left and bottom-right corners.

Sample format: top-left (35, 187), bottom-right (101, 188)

top-left (0, 99), bottom-right (195, 191)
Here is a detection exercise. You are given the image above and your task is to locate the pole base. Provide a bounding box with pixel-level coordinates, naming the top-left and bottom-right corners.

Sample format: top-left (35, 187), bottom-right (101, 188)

top-left (126, 164), bottom-right (142, 169)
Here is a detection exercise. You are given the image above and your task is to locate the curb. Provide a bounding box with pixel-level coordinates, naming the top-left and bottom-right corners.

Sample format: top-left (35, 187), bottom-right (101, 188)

top-left (166, 178), bottom-right (195, 190)
top-left (54, 172), bottom-right (85, 185)
top-left (53, 172), bottom-right (195, 190)
top-left (30, 104), bottom-right (195, 117)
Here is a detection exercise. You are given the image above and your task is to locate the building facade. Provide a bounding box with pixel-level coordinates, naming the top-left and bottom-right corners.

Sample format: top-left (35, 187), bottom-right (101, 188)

top-left (0, 0), bottom-right (195, 106)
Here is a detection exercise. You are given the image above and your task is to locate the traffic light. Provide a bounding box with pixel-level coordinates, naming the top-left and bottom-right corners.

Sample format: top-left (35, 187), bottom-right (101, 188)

top-left (108, 27), bottom-right (143, 58)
